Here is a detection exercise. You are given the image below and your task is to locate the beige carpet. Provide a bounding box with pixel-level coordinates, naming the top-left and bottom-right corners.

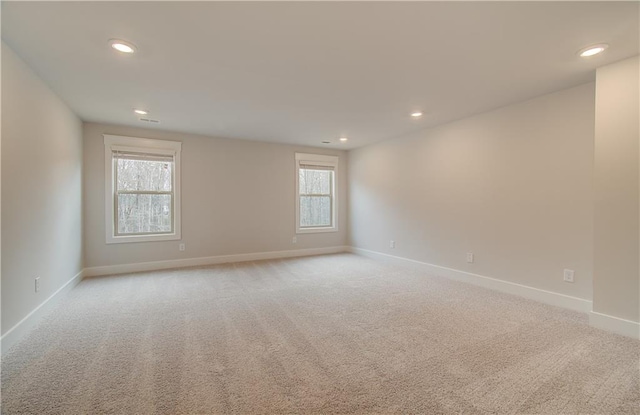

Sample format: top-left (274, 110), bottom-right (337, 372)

top-left (2, 253), bottom-right (639, 414)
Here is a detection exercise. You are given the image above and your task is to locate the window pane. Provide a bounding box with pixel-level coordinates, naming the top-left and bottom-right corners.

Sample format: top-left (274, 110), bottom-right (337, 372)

top-left (117, 194), bottom-right (172, 234)
top-left (299, 169), bottom-right (332, 195)
top-left (117, 158), bottom-right (172, 191)
top-left (300, 195), bottom-right (331, 227)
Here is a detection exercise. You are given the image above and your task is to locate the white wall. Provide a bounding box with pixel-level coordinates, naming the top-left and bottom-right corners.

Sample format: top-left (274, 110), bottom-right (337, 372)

top-left (83, 123), bottom-right (348, 269)
top-left (593, 56), bottom-right (640, 324)
top-left (349, 83), bottom-right (595, 301)
top-left (1, 44), bottom-right (83, 341)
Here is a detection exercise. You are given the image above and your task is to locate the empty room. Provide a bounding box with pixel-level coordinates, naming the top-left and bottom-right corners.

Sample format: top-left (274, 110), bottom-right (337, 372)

top-left (1, 1), bottom-right (639, 414)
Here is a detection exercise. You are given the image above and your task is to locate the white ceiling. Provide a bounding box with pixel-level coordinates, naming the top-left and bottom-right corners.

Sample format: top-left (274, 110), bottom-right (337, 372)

top-left (2, 2), bottom-right (638, 149)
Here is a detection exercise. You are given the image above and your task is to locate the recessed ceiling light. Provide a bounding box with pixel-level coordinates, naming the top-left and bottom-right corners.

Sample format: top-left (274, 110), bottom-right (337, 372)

top-left (109, 39), bottom-right (137, 54)
top-left (134, 109), bottom-right (148, 115)
top-left (339, 137), bottom-right (348, 142)
top-left (578, 44), bottom-right (608, 58)
top-left (321, 141), bottom-right (331, 144)
top-left (411, 112), bottom-right (423, 118)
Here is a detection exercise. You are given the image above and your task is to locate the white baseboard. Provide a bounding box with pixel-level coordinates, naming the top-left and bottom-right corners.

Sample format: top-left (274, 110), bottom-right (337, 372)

top-left (349, 247), bottom-right (593, 313)
top-left (1, 269), bottom-right (84, 355)
top-left (2, 247), bottom-right (349, 354)
top-left (589, 311), bottom-right (640, 339)
top-left (83, 245), bottom-right (350, 277)
top-left (5, 246), bottom-right (635, 357)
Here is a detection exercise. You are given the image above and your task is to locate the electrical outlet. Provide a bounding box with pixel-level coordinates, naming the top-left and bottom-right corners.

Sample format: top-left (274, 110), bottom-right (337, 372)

top-left (390, 240), bottom-right (395, 249)
top-left (563, 269), bottom-right (575, 283)
top-left (179, 243), bottom-right (186, 251)
top-left (292, 236), bottom-right (297, 244)
top-left (35, 277), bottom-right (40, 293)
top-left (466, 252), bottom-right (474, 263)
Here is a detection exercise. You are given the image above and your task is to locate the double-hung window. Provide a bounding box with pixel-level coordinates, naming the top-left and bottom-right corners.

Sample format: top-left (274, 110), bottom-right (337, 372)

top-left (295, 153), bottom-right (338, 233)
top-left (104, 135), bottom-right (182, 243)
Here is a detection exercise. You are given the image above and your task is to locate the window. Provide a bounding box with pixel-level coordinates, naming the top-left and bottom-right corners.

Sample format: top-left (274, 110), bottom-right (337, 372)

top-left (104, 135), bottom-right (181, 243)
top-left (295, 153), bottom-right (338, 233)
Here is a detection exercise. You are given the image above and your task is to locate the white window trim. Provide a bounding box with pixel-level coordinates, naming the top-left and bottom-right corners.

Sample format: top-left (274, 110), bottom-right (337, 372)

top-left (295, 152), bottom-right (339, 234)
top-left (104, 134), bottom-right (182, 244)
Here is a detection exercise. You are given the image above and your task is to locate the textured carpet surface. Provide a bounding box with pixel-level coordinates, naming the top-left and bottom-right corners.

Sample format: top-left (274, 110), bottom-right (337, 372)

top-left (2, 253), bottom-right (639, 414)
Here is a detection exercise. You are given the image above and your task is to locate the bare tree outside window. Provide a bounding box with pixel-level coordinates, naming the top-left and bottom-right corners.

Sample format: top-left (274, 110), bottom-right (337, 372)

top-left (299, 168), bottom-right (333, 228)
top-left (294, 153), bottom-right (338, 234)
top-left (114, 153), bottom-right (174, 235)
top-left (105, 135), bottom-right (181, 244)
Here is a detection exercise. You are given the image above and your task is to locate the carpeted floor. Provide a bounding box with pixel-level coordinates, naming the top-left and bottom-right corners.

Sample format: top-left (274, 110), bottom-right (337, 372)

top-left (2, 253), bottom-right (639, 414)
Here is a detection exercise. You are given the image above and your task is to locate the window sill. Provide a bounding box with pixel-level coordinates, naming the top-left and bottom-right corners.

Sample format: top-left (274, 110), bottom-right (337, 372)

top-left (106, 233), bottom-right (181, 244)
top-left (296, 227), bottom-right (338, 234)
